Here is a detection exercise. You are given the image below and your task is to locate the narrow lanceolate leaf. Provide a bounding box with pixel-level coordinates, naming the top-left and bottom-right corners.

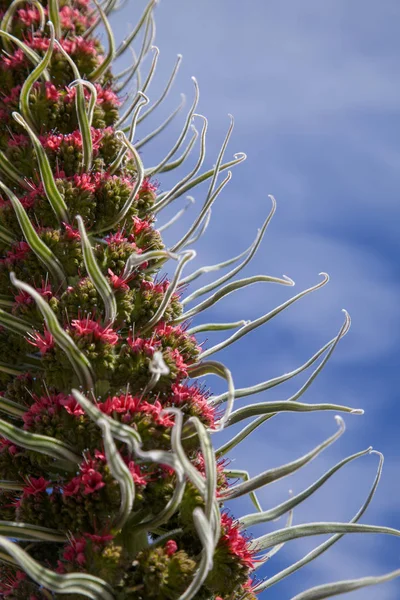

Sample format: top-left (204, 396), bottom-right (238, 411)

top-left (253, 452), bottom-right (385, 592)
top-left (0, 537), bottom-right (114, 600)
top-left (0, 149), bottom-right (32, 190)
top-left (250, 522), bottom-right (400, 553)
top-left (0, 307), bottom-right (33, 336)
top-left (226, 399), bottom-right (363, 427)
top-left (216, 414), bottom-right (273, 456)
top-left (0, 181), bottom-right (66, 285)
top-left (181, 195), bottom-right (278, 301)
top-left (0, 521), bottom-right (65, 542)
top-left (0, 417), bottom-right (81, 463)
top-left (115, 0), bottom-right (155, 58)
top-left (77, 215), bottom-right (117, 324)
top-left (188, 360), bottom-right (235, 430)
top-left (123, 249), bottom-right (178, 280)
top-left (48, 0), bottom-right (61, 38)
top-left (0, 481), bottom-right (24, 491)
top-left (179, 507), bottom-right (215, 600)
top-left (177, 274), bottom-right (294, 322)
top-left (222, 416), bottom-right (345, 501)
top-left (70, 79), bottom-right (98, 128)
top-left (0, 395), bottom-right (26, 418)
top-left (88, 0), bottom-right (115, 82)
top-left (290, 570), bottom-right (400, 600)
top-left (201, 273), bottom-right (330, 359)
top-left (186, 320), bottom-right (248, 335)
top-left (98, 418), bottom-right (135, 530)
top-left (12, 113), bottom-right (69, 223)
top-left (211, 310), bottom-right (350, 406)
top-left (239, 448), bottom-right (372, 527)
top-left (10, 273), bottom-right (94, 389)
top-left (150, 114), bottom-right (207, 214)
top-left (19, 21), bottom-right (54, 129)
top-left (71, 79), bottom-right (97, 172)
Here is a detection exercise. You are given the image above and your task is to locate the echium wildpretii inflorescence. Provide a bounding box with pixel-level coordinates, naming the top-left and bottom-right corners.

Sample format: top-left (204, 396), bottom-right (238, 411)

top-left (0, 1), bottom-right (399, 599)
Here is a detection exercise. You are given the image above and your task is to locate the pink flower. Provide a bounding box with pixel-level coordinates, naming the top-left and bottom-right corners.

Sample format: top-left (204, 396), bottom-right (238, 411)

top-left (63, 223), bottom-right (81, 240)
top-left (220, 513), bottom-right (255, 569)
top-left (126, 460), bottom-right (147, 486)
top-left (23, 477), bottom-right (50, 496)
top-left (107, 268), bottom-right (132, 291)
top-left (63, 477), bottom-right (81, 497)
top-left (164, 540), bottom-right (178, 556)
top-left (81, 468), bottom-right (105, 495)
top-left (60, 395), bottom-right (85, 416)
top-left (127, 333), bottom-right (160, 356)
top-left (28, 328), bottom-right (55, 355)
top-left (44, 82), bottom-right (59, 102)
top-left (71, 319), bottom-right (119, 345)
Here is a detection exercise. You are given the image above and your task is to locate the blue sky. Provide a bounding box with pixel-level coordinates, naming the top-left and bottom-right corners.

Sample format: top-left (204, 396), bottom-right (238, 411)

top-left (111, 2), bottom-right (400, 598)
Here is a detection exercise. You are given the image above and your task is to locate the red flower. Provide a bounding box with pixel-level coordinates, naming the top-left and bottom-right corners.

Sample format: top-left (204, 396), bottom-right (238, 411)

top-left (28, 328), bottom-right (55, 355)
top-left (164, 540), bottom-right (178, 556)
top-left (23, 477), bottom-right (50, 496)
top-left (127, 333), bottom-right (160, 356)
top-left (71, 318), bottom-right (119, 345)
top-left (220, 513), bottom-right (255, 569)
top-left (81, 468), bottom-right (105, 495)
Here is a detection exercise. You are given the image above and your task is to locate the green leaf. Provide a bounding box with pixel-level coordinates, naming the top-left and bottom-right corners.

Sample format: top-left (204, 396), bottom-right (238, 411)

top-left (0, 181), bottom-right (66, 285)
top-left (226, 399), bottom-right (363, 427)
top-left (290, 570), bottom-right (400, 600)
top-left (0, 395), bottom-right (26, 418)
top-left (0, 307), bottom-right (33, 336)
top-left (48, 0), bottom-right (61, 38)
top-left (201, 273), bottom-right (330, 359)
top-left (0, 521), bottom-right (64, 542)
top-left (222, 416), bottom-right (345, 501)
top-left (187, 320), bottom-right (248, 335)
top-left (0, 537), bottom-right (114, 599)
top-left (0, 149), bottom-right (31, 190)
top-left (250, 522), bottom-right (400, 553)
top-left (0, 417), bottom-right (81, 463)
top-left (252, 451), bottom-right (384, 590)
top-left (239, 448), bottom-right (372, 528)
top-left (12, 113), bottom-right (69, 224)
top-left (181, 195), bottom-right (277, 303)
top-left (19, 21), bottom-right (54, 130)
top-left (77, 216), bottom-right (117, 324)
top-left (0, 481), bottom-right (24, 491)
top-left (115, 0), bottom-right (155, 58)
top-left (88, 0), bottom-right (115, 82)
top-left (10, 273), bottom-right (94, 389)
top-left (178, 274), bottom-right (294, 322)
top-left (146, 77), bottom-right (200, 179)
top-left (179, 507), bottom-right (215, 600)
top-left (188, 360), bottom-right (235, 430)
top-left (138, 53), bottom-right (182, 124)
top-left (135, 94), bottom-right (186, 149)
top-left (98, 418), bottom-right (135, 530)
top-left (146, 114), bottom-right (207, 216)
